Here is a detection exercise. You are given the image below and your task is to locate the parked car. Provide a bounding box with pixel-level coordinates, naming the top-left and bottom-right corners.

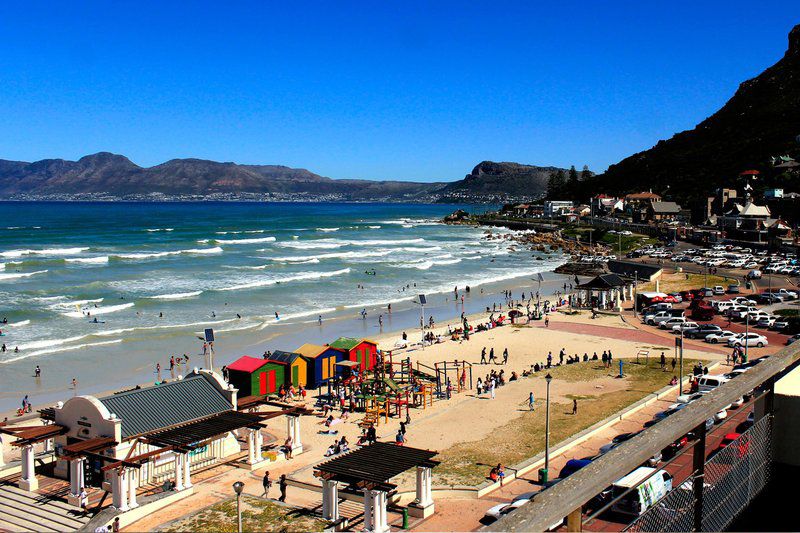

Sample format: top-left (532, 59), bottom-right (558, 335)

top-left (712, 286), bottom-right (725, 295)
top-left (727, 284), bottom-right (741, 294)
top-left (660, 317), bottom-right (688, 330)
top-left (697, 375), bottom-right (730, 393)
top-left (671, 321), bottom-right (699, 333)
top-left (778, 288), bottom-right (798, 300)
top-left (786, 334), bottom-right (800, 345)
top-left (611, 468), bottom-right (673, 517)
top-left (684, 324), bottom-right (722, 339)
top-left (715, 432), bottom-right (750, 459)
top-left (731, 296), bottom-right (757, 306)
top-left (728, 333), bottom-right (768, 348)
top-left (704, 331), bottom-right (737, 344)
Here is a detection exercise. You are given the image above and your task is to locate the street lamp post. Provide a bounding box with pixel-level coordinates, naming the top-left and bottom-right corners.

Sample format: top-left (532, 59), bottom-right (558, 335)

top-left (233, 481), bottom-right (245, 533)
top-left (744, 313), bottom-right (749, 364)
top-left (544, 373), bottom-right (552, 480)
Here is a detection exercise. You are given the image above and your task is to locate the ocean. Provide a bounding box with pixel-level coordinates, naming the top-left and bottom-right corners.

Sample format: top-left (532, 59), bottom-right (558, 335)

top-left (0, 201), bottom-right (567, 410)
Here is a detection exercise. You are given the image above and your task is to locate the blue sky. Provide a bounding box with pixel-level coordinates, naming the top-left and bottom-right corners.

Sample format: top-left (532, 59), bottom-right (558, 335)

top-left (0, 2), bottom-right (796, 182)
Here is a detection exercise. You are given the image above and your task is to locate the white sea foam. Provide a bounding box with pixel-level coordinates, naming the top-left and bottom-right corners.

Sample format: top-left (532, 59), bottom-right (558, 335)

top-left (47, 298), bottom-right (104, 311)
top-left (5, 339), bottom-right (124, 363)
top-left (367, 225), bottom-right (381, 229)
top-left (207, 236), bottom-right (276, 245)
top-left (0, 263), bottom-right (4, 270)
top-left (6, 319), bottom-right (30, 327)
top-left (113, 247), bottom-right (223, 260)
top-left (271, 250), bottom-right (392, 262)
top-left (352, 238), bottom-right (425, 246)
top-left (148, 291), bottom-right (203, 300)
top-left (402, 224), bottom-right (413, 228)
top-left (218, 268), bottom-right (351, 291)
top-left (0, 270), bottom-right (48, 280)
top-left (317, 227), bottom-right (340, 232)
top-left (62, 302), bottom-right (135, 318)
top-left (0, 247), bottom-right (88, 258)
top-left (65, 256), bottom-right (110, 264)
top-left (146, 228), bottom-right (174, 232)
top-left (275, 240), bottom-right (344, 250)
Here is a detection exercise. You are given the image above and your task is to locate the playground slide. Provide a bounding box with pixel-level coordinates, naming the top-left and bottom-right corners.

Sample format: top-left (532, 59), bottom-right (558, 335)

top-left (383, 377), bottom-right (402, 392)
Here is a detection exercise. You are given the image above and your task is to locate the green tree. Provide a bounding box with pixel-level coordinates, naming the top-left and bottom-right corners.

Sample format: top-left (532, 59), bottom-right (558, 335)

top-left (547, 170), bottom-right (567, 199)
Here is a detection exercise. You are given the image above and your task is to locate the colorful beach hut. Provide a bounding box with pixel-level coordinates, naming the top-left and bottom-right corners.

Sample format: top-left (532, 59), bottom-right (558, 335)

top-left (227, 355), bottom-right (285, 396)
top-left (270, 350), bottom-right (308, 388)
top-left (295, 343), bottom-right (347, 388)
top-left (328, 337), bottom-right (378, 372)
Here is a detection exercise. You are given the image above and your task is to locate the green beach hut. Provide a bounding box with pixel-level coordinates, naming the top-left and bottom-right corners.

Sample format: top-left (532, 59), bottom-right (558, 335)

top-left (226, 355), bottom-right (285, 397)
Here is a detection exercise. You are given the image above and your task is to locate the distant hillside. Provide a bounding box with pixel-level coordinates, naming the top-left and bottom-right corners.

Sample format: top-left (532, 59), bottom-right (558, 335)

top-left (0, 153), bottom-right (444, 200)
top-left (439, 161), bottom-right (570, 201)
top-left (592, 23), bottom-right (800, 202)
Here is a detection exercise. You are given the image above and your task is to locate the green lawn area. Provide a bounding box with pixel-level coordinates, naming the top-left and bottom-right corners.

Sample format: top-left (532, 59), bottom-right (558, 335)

top-left (162, 496), bottom-right (326, 533)
top-left (775, 308), bottom-right (800, 318)
top-left (641, 272), bottom-right (731, 294)
top-left (430, 358), bottom-right (700, 487)
top-left (561, 226), bottom-right (656, 254)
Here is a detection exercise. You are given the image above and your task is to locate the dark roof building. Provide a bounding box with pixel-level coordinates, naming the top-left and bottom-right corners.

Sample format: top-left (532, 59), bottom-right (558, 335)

top-left (100, 374), bottom-right (233, 438)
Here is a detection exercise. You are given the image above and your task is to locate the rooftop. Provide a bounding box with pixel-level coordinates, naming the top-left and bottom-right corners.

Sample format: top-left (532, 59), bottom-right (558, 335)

top-left (99, 373), bottom-right (232, 438)
top-left (227, 355), bottom-right (268, 373)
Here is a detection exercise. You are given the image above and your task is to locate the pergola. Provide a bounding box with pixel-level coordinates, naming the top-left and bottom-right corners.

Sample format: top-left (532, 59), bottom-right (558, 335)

top-left (575, 273), bottom-right (629, 311)
top-left (315, 442), bottom-right (439, 531)
top-left (0, 423), bottom-right (67, 491)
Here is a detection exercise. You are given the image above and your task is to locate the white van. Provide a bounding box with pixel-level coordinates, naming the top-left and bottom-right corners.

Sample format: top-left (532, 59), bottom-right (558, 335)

top-left (697, 375), bottom-right (729, 393)
top-left (611, 467), bottom-right (673, 517)
top-left (746, 269), bottom-right (762, 279)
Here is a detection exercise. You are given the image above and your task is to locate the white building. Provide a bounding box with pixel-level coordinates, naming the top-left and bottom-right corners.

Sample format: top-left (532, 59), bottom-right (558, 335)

top-left (544, 200), bottom-right (573, 217)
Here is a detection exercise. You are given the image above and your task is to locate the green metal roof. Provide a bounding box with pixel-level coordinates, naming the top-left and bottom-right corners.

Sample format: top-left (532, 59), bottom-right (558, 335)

top-left (100, 374), bottom-right (232, 439)
top-left (329, 337), bottom-right (361, 351)
top-left (269, 350), bottom-right (303, 364)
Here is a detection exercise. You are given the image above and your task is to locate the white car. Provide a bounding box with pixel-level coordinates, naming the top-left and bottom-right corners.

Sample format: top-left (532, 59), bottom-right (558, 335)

top-left (728, 333), bottom-right (768, 348)
top-left (731, 297), bottom-right (757, 306)
top-left (705, 331), bottom-right (736, 344)
top-left (660, 317), bottom-right (687, 330)
top-left (484, 499), bottom-right (530, 520)
top-left (672, 321), bottom-right (699, 333)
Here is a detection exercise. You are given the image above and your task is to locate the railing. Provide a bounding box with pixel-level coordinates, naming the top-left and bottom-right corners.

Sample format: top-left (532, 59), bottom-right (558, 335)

top-left (485, 341), bottom-right (800, 532)
top-left (625, 414), bottom-right (772, 532)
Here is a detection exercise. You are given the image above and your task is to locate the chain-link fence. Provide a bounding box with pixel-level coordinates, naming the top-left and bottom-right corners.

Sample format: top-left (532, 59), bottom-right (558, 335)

top-left (626, 414), bottom-right (772, 532)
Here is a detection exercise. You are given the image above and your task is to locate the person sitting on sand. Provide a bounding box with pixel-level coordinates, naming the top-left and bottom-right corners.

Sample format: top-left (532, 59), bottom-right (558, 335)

top-left (324, 441), bottom-right (339, 457)
top-left (670, 376), bottom-right (678, 386)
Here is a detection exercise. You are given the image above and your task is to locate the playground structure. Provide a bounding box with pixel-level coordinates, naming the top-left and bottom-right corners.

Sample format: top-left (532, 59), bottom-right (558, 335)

top-left (323, 351), bottom-right (474, 429)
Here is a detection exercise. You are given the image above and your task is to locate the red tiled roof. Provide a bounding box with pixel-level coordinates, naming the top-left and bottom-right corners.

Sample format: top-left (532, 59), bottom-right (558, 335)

top-left (227, 356), bottom-right (268, 373)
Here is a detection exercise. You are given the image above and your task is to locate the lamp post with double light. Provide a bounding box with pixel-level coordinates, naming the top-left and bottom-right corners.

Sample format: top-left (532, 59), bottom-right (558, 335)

top-left (539, 373), bottom-right (553, 484)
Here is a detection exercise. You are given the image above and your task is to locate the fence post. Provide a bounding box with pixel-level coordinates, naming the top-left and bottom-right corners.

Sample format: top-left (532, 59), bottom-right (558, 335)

top-left (566, 507), bottom-right (582, 532)
top-left (692, 421), bottom-right (707, 532)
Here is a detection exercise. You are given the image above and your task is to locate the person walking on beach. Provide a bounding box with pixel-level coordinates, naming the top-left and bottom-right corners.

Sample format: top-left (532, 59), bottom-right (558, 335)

top-left (378, 314), bottom-right (383, 328)
top-left (671, 357), bottom-right (677, 373)
top-left (155, 363), bottom-right (161, 380)
top-left (318, 315), bottom-right (322, 325)
top-left (480, 347), bottom-right (487, 364)
top-left (34, 365), bottom-right (41, 378)
top-left (547, 351), bottom-right (552, 368)
top-left (72, 377), bottom-right (77, 391)
top-left (559, 349), bottom-right (565, 366)
top-left (278, 474), bottom-right (287, 502)
top-left (528, 391), bottom-right (535, 411)
top-left (489, 378), bottom-right (496, 399)
top-left (572, 398), bottom-right (578, 415)
top-left (544, 316), bottom-right (549, 327)
top-left (262, 471), bottom-right (272, 498)
top-left (502, 348), bottom-right (509, 365)
top-left (660, 352), bottom-right (666, 370)
top-left (488, 348), bottom-right (496, 364)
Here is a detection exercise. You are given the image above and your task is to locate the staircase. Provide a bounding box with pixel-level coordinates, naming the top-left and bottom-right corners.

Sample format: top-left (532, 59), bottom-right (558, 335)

top-left (0, 483), bottom-right (89, 532)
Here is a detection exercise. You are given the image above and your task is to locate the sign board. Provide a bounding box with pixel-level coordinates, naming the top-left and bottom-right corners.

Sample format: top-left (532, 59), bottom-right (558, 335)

top-left (418, 294), bottom-right (427, 306)
top-left (204, 328), bottom-right (215, 343)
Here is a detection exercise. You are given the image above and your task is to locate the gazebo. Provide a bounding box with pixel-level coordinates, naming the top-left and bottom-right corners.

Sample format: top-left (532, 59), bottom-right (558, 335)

top-left (314, 442), bottom-right (439, 531)
top-left (575, 273), bottom-right (629, 311)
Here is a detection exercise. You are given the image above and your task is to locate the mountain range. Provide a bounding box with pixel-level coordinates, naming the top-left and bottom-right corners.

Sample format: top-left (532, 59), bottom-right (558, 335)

top-left (0, 153), bottom-right (566, 201)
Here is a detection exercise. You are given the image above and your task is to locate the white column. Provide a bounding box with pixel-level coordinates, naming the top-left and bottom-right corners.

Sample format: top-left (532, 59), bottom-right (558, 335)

top-left (362, 489), bottom-right (373, 532)
top-left (174, 453), bottom-right (185, 491)
top-left (414, 466), bottom-right (433, 506)
top-left (293, 416), bottom-right (303, 452)
top-left (128, 468), bottom-right (139, 508)
top-left (254, 430), bottom-right (264, 463)
top-left (69, 459), bottom-right (82, 498)
top-left (183, 453), bottom-right (192, 488)
top-left (0, 436), bottom-right (5, 468)
top-left (322, 479), bottom-right (339, 521)
top-left (247, 430), bottom-right (257, 465)
top-left (112, 469), bottom-right (130, 512)
top-left (373, 490), bottom-right (389, 533)
top-left (19, 444), bottom-right (38, 491)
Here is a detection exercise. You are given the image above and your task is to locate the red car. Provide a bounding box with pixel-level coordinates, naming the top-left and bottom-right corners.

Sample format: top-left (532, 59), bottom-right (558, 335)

top-left (679, 291), bottom-right (695, 301)
top-left (716, 432), bottom-right (749, 458)
top-left (663, 295), bottom-right (679, 303)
